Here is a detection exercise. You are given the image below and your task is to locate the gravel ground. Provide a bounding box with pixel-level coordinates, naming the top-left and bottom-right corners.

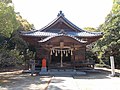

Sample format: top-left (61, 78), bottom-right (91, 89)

top-left (73, 71), bottom-right (120, 90)
top-left (0, 73), bottom-right (52, 90)
top-left (0, 68), bottom-right (120, 90)
top-left (74, 76), bottom-right (120, 90)
top-left (47, 69), bottom-right (120, 90)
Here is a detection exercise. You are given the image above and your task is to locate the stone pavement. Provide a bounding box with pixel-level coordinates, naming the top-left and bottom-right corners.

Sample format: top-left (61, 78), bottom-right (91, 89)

top-left (74, 77), bottom-right (120, 90)
top-left (47, 75), bottom-right (120, 90)
top-left (1, 68), bottom-right (120, 90)
top-left (47, 68), bottom-right (120, 90)
top-left (47, 76), bottom-right (79, 90)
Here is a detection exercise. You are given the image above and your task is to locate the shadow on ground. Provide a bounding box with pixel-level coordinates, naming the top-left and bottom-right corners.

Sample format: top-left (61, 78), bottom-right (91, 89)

top-left (74, 68), bottom-right (120, 79)
top-left (47, 85), bottom-right (65, 90)
top-left (0, 73), bottom-right (51, 90)
top-left (73, 72), bottom-right (110, 79)
top-left (1, 69), bottom-right (119, 90)
top-left (47, 69), bottom-right (112, 79)
top-left (44, 69), bottom-right (115, 79)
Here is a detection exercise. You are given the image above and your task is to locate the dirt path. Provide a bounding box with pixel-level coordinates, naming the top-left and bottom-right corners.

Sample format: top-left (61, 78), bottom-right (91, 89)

top-left (0, 67), bottom-right (120, 90)
top-left (47, 68), bottom-right (120, 90)
top-left (0, 72), bottom-right (52, 90)
top-left (47, 76), bottom-right (79, 90)
top-left (0, 70), bottom-right (23, 75)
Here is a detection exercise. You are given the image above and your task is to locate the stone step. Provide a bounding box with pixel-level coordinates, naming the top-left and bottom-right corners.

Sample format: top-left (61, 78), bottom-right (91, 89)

top-left (49, 69), bottom-right (74, 72)
top-left (48, 70), bottom-right (86, 75)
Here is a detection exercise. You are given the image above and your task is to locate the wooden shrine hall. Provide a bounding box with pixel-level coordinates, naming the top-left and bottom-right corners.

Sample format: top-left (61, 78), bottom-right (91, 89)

top-left (21, 11), bottom-right (103, 70)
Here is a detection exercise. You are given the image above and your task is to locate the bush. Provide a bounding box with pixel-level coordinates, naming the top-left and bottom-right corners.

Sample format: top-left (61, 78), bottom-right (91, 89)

top-left (86, 51), bottom-right (99, 63)
top-left (0, 49), bottom-right (23, 67)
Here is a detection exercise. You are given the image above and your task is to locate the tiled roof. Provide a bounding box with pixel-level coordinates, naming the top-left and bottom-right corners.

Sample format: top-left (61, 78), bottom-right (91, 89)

top-left (68, 32), bottom-right (103, 37)
top-left (38, 34), bottom-right (87, 43)
top-left (21, 31), bottom-right (102, 37)
top-left (20, 11), bottom-right (103, 39)
top-left (21, 31), bottom-right (58, 37)
top-left (21, 12), bottom-right (103, 43)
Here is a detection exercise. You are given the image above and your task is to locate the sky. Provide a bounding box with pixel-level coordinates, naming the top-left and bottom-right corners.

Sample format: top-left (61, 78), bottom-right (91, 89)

top-left (12, 0), bottom-right (113, 29)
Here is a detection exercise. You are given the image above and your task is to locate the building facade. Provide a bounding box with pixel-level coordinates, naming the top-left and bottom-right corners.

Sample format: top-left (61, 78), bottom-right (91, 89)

top-left (21, 11), bottom-right (103, 70)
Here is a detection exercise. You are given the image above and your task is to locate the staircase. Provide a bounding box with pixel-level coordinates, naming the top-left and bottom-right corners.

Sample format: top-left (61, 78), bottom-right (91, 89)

top-left (48, 69), bottom-right (86, 76)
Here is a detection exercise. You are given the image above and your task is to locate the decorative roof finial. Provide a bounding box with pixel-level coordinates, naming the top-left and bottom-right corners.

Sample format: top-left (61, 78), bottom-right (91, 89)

top-left (57, 11), bottom-right (64, 17)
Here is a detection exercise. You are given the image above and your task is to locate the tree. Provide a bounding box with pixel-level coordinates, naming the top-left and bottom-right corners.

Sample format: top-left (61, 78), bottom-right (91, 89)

top-left (0, 0), bottom-right (12, 4)
top-left (0, 1), bottom-right (35, 68)
top-left (84, 27), bottom-right (97, 32)
top-left (16, 13), bottom-right (34, 31)
top-left (93, 0), bottom-right (120, 67)
top-left (84, 27), bottom-right (99, 63)
top-left (0, 1), bottom-right (19, 38)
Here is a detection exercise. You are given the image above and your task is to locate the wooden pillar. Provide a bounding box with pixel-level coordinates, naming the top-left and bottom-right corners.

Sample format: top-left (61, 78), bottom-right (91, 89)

top-left (84, 45), bottom-right (86, 61)
top-left (47, 51), bottom-right (51, 70)
top-left (73, 50), bottom-right (75, 69)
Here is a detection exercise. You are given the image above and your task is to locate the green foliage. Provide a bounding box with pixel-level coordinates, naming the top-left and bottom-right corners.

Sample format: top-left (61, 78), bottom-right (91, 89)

top-left (0, 0), bottom-right (12, 4)
top-left (0, 48), bottom-right (23, 67)
top-left (0, 1), bottom-right (35, 68)
top-left (93, 1), bottom-right (120, 68)
top-left (16, 13), bottom-right (34, 31)
top-left (84, 27), bottom-right (97, 32)
top-left (84, 27), bottom-right (99, 63)
top-left (0, 1), bottom-right (19, 38)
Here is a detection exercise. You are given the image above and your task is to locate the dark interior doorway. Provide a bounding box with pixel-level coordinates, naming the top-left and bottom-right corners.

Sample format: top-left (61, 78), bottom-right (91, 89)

top-left (51, 52), bottom-right (71, 64)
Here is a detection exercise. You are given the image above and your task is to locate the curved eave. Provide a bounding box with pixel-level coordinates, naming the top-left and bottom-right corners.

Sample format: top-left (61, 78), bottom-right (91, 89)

top-left (20, 31), bottom-right (103, 38)
top-left (68, 31), bottom-right (103, 37)
top-left (20, 31), bottom-right (58, 37)
top-left (81, 35), bottom-right (103, 38)
top-left (38, 35), bottom-right (87, 44)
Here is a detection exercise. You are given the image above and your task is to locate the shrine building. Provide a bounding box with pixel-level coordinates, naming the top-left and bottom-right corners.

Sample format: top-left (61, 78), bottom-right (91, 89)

top-left (20, 11), bottom-right (103, 70)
